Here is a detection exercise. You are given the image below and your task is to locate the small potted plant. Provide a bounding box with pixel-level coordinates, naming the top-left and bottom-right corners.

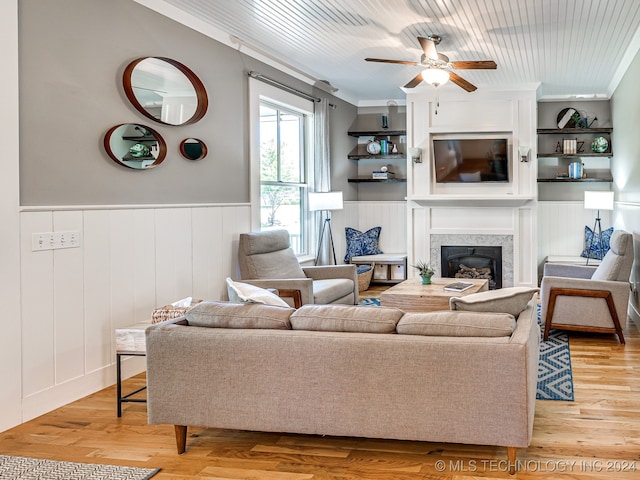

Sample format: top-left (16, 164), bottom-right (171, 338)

top-left (413, 260), bottom-right (435, 285)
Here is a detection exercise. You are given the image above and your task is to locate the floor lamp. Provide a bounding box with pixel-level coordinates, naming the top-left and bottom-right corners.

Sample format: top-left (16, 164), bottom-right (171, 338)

top-left (584, 191), bottom-right (614, 265)
top-left (308, 191), bottom-right (343, 265)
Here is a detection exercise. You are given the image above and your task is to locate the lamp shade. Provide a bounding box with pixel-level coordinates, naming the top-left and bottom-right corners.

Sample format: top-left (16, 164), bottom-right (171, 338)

top-left (308, 191), bottom-right (343, 211)
top-left (422, 68), bottom-right (449, 86)
top-left (584, 191), bottom-right (614, 211)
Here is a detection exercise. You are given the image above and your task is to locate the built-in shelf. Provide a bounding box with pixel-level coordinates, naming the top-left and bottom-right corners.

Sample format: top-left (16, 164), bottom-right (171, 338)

top-left (537, 152), bottom-right (612, 158)
top-left (347, 129), bottom-right (406, 137)
top-left (348, 152), bottom-right (405, 160)
top-left (536, 127), bottom-right (613, 134)
top-left (348, 177), bottom-right (406, 183)
top-left (537, 177), bottom-right (613, 183)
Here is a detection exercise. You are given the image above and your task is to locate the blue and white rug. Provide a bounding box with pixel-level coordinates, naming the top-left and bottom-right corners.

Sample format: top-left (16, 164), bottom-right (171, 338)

top-left (536, 305), bottom-right (574, 401)
top-left (358, 298), bottom-right (574, 401)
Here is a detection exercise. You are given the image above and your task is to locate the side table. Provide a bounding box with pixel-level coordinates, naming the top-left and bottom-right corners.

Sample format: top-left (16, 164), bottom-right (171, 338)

top-left (115, 320), bottom-right (151, 417)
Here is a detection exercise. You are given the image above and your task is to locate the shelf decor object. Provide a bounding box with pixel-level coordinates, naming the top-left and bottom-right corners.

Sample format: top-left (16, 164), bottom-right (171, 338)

top-left (308, 191), bottom-right (343, 266)
top-left (583, 190), bottom-right (614, 265)
top-left (591, 136), bottom-right (609, 153)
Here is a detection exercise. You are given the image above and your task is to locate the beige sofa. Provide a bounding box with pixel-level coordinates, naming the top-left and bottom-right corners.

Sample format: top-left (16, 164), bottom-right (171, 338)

top-left (146, 293), bottom-right (540, 472)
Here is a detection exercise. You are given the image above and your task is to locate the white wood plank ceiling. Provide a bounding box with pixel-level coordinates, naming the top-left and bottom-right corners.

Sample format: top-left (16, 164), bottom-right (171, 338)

top-left (138, 0), bottom-right (640, 104)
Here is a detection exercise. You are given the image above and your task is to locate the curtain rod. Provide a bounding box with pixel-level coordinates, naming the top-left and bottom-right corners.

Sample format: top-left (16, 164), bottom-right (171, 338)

top-left (248, 71), bottom-right (336, 108)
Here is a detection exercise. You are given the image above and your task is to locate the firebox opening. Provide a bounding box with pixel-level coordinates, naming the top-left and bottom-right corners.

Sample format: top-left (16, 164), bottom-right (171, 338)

top-left (441, 246), bottom-right (503, 289)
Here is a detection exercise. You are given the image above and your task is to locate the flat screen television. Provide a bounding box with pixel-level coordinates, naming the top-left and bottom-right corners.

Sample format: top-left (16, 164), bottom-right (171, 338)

top-left (433, 137), bottom-right (509, 183)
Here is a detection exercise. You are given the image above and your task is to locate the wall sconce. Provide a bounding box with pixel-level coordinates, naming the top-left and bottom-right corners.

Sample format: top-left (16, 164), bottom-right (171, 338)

top-left (519, 146), bottom-right (530, 162)
top-left (409, 147), bottom-right (422, 163)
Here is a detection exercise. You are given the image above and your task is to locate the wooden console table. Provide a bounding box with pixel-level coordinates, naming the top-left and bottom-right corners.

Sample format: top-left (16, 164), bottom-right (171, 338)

top-left (380, 277), bottom-right (489, 312)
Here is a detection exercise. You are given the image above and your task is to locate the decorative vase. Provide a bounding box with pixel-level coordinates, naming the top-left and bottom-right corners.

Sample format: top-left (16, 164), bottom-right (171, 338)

top-left (420, 274), bottom-right (432, 285)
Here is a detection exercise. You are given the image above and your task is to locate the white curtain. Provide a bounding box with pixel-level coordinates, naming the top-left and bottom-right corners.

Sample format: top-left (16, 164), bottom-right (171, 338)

top-left (313, 98), bottom-right (333, 265)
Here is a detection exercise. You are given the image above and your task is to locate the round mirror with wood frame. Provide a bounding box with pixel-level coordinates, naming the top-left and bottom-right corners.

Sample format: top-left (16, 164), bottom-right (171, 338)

top-left (122, 57), bottom-right (208, 126)
top-left (103, 123), bottom-right (167, 169)
top-left (180, 138), bottom-right (208, 160)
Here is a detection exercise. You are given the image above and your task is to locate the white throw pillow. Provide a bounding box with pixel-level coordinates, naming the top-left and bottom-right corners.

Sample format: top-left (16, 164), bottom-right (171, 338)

top-left (226, 278), bottom-right (290, 307)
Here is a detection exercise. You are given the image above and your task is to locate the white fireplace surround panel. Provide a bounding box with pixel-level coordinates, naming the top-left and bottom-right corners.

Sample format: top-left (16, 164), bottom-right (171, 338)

top-left (430, 235), bottom-right (514, 287)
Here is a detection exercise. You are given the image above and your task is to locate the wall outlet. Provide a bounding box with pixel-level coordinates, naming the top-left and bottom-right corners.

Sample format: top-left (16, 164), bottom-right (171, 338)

top-left (32, 231), bottom-right (80, 251)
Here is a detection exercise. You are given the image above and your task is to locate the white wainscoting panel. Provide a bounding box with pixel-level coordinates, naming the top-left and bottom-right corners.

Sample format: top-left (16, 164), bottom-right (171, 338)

top-left (21, 211), bottom-right (55, 398)
top-left (19, 204), bottom-right (251, 422)
top-left (83, 210), bottom-right (112, 374)
top-left (52, 210), bottom-right (85, 385)
top-left (155, 208), bottom-right (194, 307)
top-left (537, 201), bottom-right (613, 267)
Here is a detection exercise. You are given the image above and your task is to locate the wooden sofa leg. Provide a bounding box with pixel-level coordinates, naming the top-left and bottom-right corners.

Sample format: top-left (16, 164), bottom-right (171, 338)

top-left (507, 446), bottom-right (517, 475)
top-left (174, 425), bottom-right (187, 454)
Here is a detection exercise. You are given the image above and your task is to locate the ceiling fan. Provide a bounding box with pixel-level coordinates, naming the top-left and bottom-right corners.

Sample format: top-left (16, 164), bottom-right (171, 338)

top-left (365, 35), bottom-right (497, 92)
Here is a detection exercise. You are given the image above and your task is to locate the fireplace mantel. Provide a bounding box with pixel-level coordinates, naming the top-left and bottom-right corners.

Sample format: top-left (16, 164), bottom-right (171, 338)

top-left (409, 195), bottom-right (534, 208)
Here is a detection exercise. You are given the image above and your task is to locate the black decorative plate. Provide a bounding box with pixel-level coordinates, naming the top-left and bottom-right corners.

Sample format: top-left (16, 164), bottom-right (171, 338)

top-left (557, 107), bottom-right (578, 128)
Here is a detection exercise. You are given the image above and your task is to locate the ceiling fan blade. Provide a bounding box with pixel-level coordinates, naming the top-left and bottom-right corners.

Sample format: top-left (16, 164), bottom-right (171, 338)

top-left (417, 37), bottom-right (438, 60)
top-left (449, 72), bottom-right (477, 92)
top-left (403, 73), bottom-right (424, 89)
top-left (451, 60), bottom-right (497, 70)
top-left (365, 57), bottom-right (419, 66)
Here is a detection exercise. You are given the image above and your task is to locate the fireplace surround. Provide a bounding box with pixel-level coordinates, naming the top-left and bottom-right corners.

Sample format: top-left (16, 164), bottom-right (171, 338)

top-left (430, 234), bottom-right (514, 288)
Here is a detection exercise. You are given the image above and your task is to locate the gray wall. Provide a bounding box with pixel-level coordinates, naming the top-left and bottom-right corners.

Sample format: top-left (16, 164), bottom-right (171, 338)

top-left (612, 47), bottom-right (640, 203)
top-left (19, 0), bottom-right (356, 205)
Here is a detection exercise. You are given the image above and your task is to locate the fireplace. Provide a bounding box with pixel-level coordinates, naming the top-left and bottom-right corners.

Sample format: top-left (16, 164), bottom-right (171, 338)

top-left (441, 245), bottom-right (503, 289)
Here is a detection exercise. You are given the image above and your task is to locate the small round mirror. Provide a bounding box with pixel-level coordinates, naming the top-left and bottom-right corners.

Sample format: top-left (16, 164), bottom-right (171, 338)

top-left (103, 123), bottom-right (167, 169)
top-left (123, 57), bottom-right (208, 126)
top-left (180, 138), bottom-right (208, 160)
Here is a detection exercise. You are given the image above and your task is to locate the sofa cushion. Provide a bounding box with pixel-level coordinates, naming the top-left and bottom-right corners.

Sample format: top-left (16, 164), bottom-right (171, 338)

top-left (397, 311), bottom-right (516, 337)
top-left (226, 278), bottom-right (290, 307)
top-left (449, 286), bottom-right (539, 317)
top-left (312, 278), bottom-right (355, 304)
top-left (291, 304), bottom-right (402, 333)
top-left (186, 301), bottom-right (294, 329)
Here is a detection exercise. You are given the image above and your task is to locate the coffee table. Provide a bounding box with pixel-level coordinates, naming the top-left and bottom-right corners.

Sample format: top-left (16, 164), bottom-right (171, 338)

top-left (380, 277), bottom-right (489, 312)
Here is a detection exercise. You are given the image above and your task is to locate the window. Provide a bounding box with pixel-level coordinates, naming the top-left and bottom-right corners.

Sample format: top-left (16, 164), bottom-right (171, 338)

top-left (259, 102), bottom-right (308, 254)
top-left (249, 75), bottom-right (315, 258)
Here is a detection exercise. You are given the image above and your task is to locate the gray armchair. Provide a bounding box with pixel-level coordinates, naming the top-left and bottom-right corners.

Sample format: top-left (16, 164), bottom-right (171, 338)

top-left (238, 229), bottom-right (358, 305)
top-left (540, 230), bottom-right (633, 344)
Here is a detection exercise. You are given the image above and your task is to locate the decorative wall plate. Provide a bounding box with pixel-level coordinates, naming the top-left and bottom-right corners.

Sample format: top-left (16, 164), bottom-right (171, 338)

top-left (557, 107), bottom-right (578, 128)
top-left (591, 136), bottom-right (609, 153)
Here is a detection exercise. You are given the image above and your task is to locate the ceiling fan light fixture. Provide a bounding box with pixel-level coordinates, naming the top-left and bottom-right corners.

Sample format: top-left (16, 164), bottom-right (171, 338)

top-left (422, 68), bottom-right (449, 87)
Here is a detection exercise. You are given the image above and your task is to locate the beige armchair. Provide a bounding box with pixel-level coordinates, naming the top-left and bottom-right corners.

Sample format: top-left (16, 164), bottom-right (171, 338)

top-left (238, 229), bottom-right (358, 305)
top-left (540, 230), bottom-right (633, 344)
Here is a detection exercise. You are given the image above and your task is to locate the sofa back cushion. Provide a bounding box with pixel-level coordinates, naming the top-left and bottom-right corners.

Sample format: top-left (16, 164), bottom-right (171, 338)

top-left (449, 286), bottom-right (539, 317)
top-left (186, 301), bottom-right (294, 329)
top-left (291, 304), bottom-right (402, 333)
top-left (397, 311), bottom-right (516, 337)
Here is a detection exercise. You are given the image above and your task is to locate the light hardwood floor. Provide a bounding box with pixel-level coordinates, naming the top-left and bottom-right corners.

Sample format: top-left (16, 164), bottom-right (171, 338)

top-left (1, 290), bottom-right (639, 479)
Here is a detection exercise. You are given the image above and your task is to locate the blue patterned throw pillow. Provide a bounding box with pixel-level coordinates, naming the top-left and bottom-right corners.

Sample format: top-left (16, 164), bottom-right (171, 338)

top-left (344, 227), bottom-right (383, 262)
top-left (580, 226), bottom-right (613, 259)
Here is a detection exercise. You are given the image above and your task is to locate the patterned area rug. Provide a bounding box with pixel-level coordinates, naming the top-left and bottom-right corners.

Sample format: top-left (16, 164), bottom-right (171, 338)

top-left (358, 298), bottom-right (574, 401)
top-left (536, 304), bottom-right (574, 401)
top-left (0, 455), bottom-right (159, 480)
